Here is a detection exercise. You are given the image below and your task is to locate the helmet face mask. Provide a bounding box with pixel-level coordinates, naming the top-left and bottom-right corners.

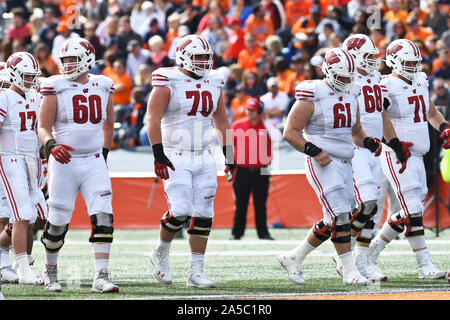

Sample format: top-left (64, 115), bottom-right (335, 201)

top-left (175, 35), bottom-right (213, 77)
top-left (7, 52), bottom-right (41, 93)
top-left (58, 38), bottom-right (96, 80)
top-left (385, 39), bottom-right (422, 81)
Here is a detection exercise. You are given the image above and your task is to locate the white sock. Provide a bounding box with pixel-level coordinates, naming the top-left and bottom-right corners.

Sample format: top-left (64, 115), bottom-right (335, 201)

top-left (354, 245), bottom-right (369, 257)
top-left (373, 234), bottom-right (388, 247)
top-left (157, 239), bottom-right (171, 252)
top-left (94, 258), bottom-right (109, 272)
top-left (339, 252), bottom-right (356, 276)
top-left (92, 243), bottom-right (111, 272)
top-left (190, 252), bottom-right (204, 273)
top-left (292, 240), bottom-right (315, 265)
top-left (45, 251), bottom-right (59, 266)
top-left (16, 252), bottom-right (29, 270)
top-left (407, 235), bottom-right (426, 252)
top-left (0, 246), bottom-right (9, 268)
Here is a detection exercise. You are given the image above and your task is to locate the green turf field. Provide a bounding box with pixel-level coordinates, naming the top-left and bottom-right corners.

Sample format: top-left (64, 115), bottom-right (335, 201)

top-left (2, 228), bottom-right (449, 300)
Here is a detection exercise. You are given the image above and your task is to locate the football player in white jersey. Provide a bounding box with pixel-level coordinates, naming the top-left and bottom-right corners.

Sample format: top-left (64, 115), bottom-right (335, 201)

top-left (147, 34), bottom-right (235, 288)
top-left (334, 34), bottom-right (412, 281)
top-left (279, 48), bottom-right (388, 286)
top-left (0, 52), bottom-right (45, 285)
top-left (38, 38), bottom-right (118, 293)
top-left (367, 39), bottom-right (448, 280)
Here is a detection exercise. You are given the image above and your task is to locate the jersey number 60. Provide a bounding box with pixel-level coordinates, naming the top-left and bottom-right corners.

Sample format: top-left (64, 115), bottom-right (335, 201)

top-left (72, 94), bottom-right (102, 124)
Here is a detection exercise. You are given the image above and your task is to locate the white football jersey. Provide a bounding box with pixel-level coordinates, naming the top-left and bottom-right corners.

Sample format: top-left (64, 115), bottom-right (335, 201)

top-left (40, 74), bottom-right (114, 156)
top-left (151, 67), bottom-right (225, 151)
top-left (0, 88), bottom-right (41, 157)
top-left (295, 80), bottom-right (359, 161)
top-left (354, 71), bottom-right (383, 140)
top-left (380, 72), bottom-right (430, 156)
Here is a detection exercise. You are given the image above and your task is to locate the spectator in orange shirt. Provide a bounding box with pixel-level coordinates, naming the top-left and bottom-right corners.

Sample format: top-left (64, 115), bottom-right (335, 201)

top-left (224, 17), bottom-right (246, 64)
top-left (163, 12), bottom-right (181, 53)
top-left (384, 0), bottom-right (408, 25)
top-left (284, 54), bottom-right (304, 97)
top-left (370, 28), bottom-right (388, 58)
top-left (285, 0), bottom-right (314, 28)
top-left (230, 84), bottom-right (252, 122)
top-left (405, 17), bottom-right (434, 42)
top-left (407, 0), bottom-right (428, 26)
top-left (291, 5), bottom-right (321, 37)
top-left (244, 3), bottom-right (274, 47)
top-left (34, 42), bottom-right (59, 77)
top-left (237, 33), bottom-right (265, 72)
top-left (110, 59), bottom-right (133, 122)
top-left (273, 56), bottom-right (293, 94)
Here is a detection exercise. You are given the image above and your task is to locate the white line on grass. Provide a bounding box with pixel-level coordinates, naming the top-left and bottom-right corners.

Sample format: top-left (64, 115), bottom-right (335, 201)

top-left (62, 239), bottom-right (450, 246)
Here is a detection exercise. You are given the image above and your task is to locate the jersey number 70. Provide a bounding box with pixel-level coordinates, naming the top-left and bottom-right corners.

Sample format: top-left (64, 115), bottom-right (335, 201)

top-left (186, 90), bottom-right (213, 117)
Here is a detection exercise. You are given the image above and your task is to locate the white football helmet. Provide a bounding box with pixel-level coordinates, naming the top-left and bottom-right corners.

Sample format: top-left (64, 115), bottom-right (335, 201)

top-left (58, 38), bottom-right (96, 80)
top-left (322, 48), bottom-right (356, 93)
top-left (385, 39), bottom-right (422, 81)
top-left (0, 62), bottom-right (11, 88)
top-left (6, 52), bottom-right (41, 93)
top-left (342, 33), bottom-right (379, 75)
top-left (175, 34), bottom-right (213, 77)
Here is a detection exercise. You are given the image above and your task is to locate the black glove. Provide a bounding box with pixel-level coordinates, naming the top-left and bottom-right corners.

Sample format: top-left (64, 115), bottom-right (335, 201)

top-left (363, 137), bottom-right (382, 156)
top-left (388, 138), bottom-right (412, 174)
top-left (152, 143), bottom-right (175, 180)
top-left (102, 148), bottom-right (109, 161)
top-left (222, 145), bottom-right (236, 182)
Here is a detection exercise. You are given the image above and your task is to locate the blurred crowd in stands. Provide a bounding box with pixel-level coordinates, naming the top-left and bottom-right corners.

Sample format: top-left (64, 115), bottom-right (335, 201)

top-left (0, 0), bottom-right (449, 149)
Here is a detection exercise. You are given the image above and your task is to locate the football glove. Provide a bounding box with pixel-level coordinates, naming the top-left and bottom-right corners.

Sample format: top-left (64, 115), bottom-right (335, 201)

top-left (46, 139), bottom-right (74, 164)
top-left (388, 138), bottom-right (413, 174)
top-left (439, 123), bottom-right (450, 149)
top-left (363, 137), bottom-right (382, 157)
top-left (222, 145), bottom-right (236, 182)
top-left (152, 143), bottom-right (175, 180)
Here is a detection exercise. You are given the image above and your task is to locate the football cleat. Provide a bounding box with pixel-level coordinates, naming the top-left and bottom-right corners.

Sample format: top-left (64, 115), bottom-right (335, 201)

top-left (1, 265), bottom-right (19, 283)
top-left (366, 264), bottom-right (388, 282)
top-left (278, 253), bottom-right (306, 285)
top-left (416, 250), bottom-right (445, 280)
top-left (342, 271), bottom-right (370, 286)
top-left (17, 266), bottom-right (43, 285)
top-left (43, 265), bottom-right (62, 292)
top-left (91, 269), bottom-right (119, 293)
top-left (332, 252), bottom-right (344, 278)
top-left (187, 271), bottom-right (216, 288)
top-left (150, 248), bottom-right (172, 285)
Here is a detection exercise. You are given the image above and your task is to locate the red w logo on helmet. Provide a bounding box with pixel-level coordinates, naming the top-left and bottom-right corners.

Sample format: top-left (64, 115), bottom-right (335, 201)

top-left (7, 56), bottom-right (22, 69)
top-left (177, 39), bottom-right (193, 52)
top-left (0, 65), bottom-right (4, 71)
top-left (325, 52), bottom-right (341, 65)
top-left (80, 41), bottom-right (95, 55)
top-left (347, 37), bottom-right (366, 50)
top-left (387, 44), bottom-right (403, 56)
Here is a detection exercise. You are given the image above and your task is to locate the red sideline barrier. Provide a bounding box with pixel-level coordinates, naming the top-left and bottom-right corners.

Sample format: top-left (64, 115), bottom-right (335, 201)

top-left (69, 174), bottom-right (450, 229)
